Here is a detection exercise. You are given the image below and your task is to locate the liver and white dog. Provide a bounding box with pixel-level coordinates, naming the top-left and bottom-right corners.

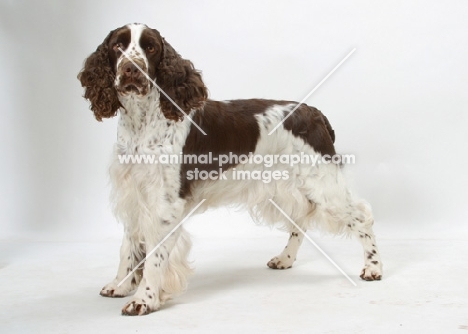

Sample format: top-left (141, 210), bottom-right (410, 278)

top-left (78, 23), bottom-right (382, 316)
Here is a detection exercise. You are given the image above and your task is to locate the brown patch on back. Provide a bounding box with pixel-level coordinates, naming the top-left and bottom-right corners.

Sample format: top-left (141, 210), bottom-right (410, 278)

top-left (180, 100), bottom-right (265, 197)
top-left (179, 99), bottom-right (336, 197)
top-left (282, 103), bottom-right (336, 156)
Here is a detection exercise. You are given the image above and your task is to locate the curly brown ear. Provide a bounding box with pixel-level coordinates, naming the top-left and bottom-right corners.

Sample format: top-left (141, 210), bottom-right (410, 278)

top-left (77, 30), bottom-right (121, 121)
top-left (156, 38), bottom-right (208, 121)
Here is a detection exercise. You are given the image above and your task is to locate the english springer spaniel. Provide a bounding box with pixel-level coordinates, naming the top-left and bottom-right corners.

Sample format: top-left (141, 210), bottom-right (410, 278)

top-left (78, 23), bottom-right (383, 316)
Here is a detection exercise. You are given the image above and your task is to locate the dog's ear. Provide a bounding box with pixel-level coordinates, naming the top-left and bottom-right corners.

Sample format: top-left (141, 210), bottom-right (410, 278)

top-left (156, 38), bottom-right (208, 121)
top-left (78, 29), bottom-right (122, 121)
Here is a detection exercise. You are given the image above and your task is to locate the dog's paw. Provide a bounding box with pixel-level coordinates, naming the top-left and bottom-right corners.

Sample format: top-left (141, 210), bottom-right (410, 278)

top-left (267, 256), bottom-right (293, 270)
top-left (121, 298), bottom-right (160, 316)
top-left (359, 266), bottom-right (382, 281)
top-left (100, 281), bottom-right (132, 298)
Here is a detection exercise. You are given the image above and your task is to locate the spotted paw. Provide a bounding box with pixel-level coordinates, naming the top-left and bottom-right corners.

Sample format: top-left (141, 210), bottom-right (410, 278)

top-left (267, 256), bottom-right (293, 270)
top-left (100, 281), bottom-right (133, 298)
top-left (121, 298), bottom-right (159, 316)
top-left (360, 267), bottom-right (382, 281)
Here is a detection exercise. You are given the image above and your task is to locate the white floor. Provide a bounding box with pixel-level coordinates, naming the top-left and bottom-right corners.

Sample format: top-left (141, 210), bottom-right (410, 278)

top-left (1, 232), bottom-right (467, 333)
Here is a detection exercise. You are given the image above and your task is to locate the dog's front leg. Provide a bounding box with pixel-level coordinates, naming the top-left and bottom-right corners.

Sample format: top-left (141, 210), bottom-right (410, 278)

top-left (121, 219), bottom-right (192, 316)
top-left (100, 233), bottom-right (142, 297)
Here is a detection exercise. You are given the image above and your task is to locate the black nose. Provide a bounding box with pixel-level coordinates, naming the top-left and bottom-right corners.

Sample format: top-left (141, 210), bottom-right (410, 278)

top-left (122, 62), bottom-right (141, 79)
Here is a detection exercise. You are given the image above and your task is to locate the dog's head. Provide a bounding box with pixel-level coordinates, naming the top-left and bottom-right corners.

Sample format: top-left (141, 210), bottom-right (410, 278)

top-left (78, 23), bottom-right (208, 121)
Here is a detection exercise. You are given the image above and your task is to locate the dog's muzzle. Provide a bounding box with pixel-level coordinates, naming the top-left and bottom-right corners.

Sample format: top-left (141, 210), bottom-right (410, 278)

top-left (116, 59), bottom-right (150, 96)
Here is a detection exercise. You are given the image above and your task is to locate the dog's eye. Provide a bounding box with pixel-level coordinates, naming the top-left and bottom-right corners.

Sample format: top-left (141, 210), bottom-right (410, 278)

top-left (113, 42), bottom-right (124, 52)
top-left (146, 45), bottom-right (155, 53)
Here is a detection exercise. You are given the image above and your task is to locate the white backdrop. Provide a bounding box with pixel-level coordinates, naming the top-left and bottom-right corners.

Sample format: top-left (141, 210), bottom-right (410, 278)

top-left (1, 0), bottom-right (467, 241)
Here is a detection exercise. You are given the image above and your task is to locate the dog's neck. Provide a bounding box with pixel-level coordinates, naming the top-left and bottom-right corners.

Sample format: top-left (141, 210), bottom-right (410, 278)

top-left (117, 87), bottom-right (163, 128)
top-left (115, 87), bottom-right (191, 155)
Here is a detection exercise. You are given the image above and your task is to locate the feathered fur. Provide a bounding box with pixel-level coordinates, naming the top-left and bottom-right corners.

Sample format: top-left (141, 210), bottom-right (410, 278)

top-left (78, 23), bottom-right (383, 316)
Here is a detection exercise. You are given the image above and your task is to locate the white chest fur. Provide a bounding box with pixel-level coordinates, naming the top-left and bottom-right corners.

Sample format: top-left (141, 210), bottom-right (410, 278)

top-left (109, 88), bottom-right (191, 234)
top-left (116, 89), bottom-right (189, 156)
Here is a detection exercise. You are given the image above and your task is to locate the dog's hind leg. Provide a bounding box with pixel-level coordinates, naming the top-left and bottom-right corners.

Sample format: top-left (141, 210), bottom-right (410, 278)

top-left (304, 164), bottom-right (383, 280)
top-left (345, 201), bottom-right (383, 281)
top-left (265, 196), bottom-right (315, 270)
top-left (312, 188), bottom-right (383, 280)
top-left (267, 230), bottom-right (304, 269)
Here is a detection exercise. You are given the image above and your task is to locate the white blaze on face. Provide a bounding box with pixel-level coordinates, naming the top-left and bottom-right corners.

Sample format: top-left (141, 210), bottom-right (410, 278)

top-left (127, 23), bottom-right (148, 67)
top-left (115, 24), bottom-right (151, 92)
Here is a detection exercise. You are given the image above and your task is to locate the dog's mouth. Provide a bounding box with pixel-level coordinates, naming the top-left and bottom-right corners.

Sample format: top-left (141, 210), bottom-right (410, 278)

top-left (117, 80), bottom-right (150, 96)
top-left (124, 84), bottom-right (140, 93)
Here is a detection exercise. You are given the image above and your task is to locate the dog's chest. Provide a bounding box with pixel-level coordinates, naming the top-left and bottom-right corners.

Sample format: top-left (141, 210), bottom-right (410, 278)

top-left (114, 93), bottom-right (191, 189)
top-left (116, 94), bottom-right (189, 156)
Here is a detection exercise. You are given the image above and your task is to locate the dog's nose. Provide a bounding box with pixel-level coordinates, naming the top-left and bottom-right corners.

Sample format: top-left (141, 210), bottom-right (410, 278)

top-left (122, 62), bottom-right (141, 79)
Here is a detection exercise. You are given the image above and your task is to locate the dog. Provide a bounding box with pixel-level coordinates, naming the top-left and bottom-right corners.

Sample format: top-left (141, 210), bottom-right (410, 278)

top-left (78, 23), bottom-right (383, 316)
